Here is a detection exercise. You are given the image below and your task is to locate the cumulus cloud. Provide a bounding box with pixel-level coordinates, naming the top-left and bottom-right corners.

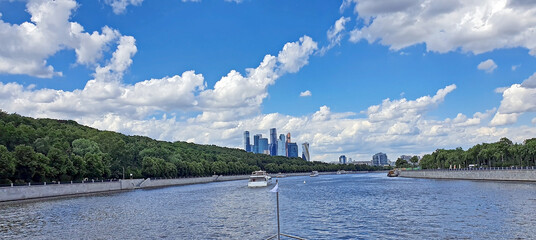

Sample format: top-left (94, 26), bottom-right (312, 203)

top-left (365, 84), bottom-right (456, 122)
top-left (0, 35), bottom-right (317, 123)
top-left (105, 0), bottom-right (143, 14)
top-left (491, 73), bottom-right (536, 126)
top-left (277, 36), bottom-right (318, 74)
top-left (346, 0), bottom-right (536, 55)
top-left (300, 90), bottom-right (312, 97)
top-left (0, 0), bottom-right (127, 78)
top-left (477, 59), bottom-right (497, 73)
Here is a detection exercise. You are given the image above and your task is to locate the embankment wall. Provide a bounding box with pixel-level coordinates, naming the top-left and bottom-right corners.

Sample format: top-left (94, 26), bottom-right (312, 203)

top-left (0, 176), bottom-right (251, 203)
top-left (399, 169), bottom-right (536, 181)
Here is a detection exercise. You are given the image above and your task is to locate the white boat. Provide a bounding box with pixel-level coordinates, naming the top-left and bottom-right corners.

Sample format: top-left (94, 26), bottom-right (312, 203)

top-left (248, 170), bottom-right (272, 187)
top-left (310, 171), bottom-right (319, 177)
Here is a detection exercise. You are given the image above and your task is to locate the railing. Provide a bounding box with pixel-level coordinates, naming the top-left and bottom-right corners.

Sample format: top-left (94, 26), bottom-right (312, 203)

top-left (0, 179), bottom-right (120, 188)
top-left (406, 166), bottom-right (536, 171)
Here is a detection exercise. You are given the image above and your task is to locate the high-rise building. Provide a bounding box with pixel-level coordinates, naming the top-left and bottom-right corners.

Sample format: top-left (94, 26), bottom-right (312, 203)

top-left (372, 152), bottom-right (388, 166)
top-left (269, 128), bottom-right (277, 156)
top-left (302, 142), bottom-right (310, 161)
top-left (244, 131), bottom-right (251, 152)
top-left (339, 155), bottom-right (347, 164)
top-left (259, 137), bottom-right (269, 155)
top-left (287, 142), bottom-right (298, 158)
top-left (277, 134), bottom-right (286, 156)
top-left (253, 134), bottom-right (261, 154)
top-left (286, 133), bottom-right (291, 157)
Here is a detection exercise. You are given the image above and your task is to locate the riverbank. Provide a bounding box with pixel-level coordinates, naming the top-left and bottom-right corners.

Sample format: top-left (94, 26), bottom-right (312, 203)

top-left (0, 171), bottom-right (372, 203)
top-left (398, 168), bottom-right (536, 182)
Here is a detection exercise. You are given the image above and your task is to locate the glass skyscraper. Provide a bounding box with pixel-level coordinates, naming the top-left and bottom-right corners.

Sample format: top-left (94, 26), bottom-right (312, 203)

top-left (253, 134), bottom-right (261, 154)
top-left (244, 131), bottom-right (251, 152)
top-left (287, 142), bottom-right (298, 158)
top-left (259, 137), bottom-right (269, 154)
top-left (277, 134), bottom-right (286, 156)
top-left (269, 128), bottom-right (277, 156)
top-left (302, 142), bottom-right (310, 161)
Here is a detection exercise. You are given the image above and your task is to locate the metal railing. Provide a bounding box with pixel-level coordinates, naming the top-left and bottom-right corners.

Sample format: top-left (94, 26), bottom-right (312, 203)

top-left (0, 179), bottom-right (120, 188)
top-left (407, 166), bottom-right (536, 171)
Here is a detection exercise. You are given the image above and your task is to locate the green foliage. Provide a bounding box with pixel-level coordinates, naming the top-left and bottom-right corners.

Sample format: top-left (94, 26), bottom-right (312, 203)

top-left (0, 145), bottom-right (16, 182)
top-left (419, 137), bottom-right (536, 169)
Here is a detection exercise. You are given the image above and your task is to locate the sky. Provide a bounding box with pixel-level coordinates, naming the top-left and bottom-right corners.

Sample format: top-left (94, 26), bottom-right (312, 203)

top-left (1, 0), bottom-right (536, 162)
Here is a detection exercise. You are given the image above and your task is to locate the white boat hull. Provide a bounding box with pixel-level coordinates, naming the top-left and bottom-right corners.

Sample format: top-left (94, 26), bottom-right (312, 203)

top-left (248, 179), bottom-right (272, 187)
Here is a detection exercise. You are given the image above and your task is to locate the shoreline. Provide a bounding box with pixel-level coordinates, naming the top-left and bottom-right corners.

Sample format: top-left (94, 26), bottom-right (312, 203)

top-left (0, 171), bottom-right (374, 204)
top-left (398, 168), bottom-right (536, 182)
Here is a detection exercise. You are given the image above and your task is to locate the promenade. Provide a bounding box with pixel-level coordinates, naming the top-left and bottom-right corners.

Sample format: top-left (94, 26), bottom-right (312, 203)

top-left (399, 167), bottom-right (536, 182)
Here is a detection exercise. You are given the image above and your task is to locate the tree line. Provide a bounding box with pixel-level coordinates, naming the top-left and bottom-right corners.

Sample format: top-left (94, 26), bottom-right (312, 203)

top-left (0, 111), bottom-right (383, 184)
top-left (418, 137), bottom-right (536, 169)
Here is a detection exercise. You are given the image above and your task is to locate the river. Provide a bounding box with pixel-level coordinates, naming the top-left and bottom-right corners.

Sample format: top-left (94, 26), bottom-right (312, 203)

top-left (1, 173), bottom-right (536, 239)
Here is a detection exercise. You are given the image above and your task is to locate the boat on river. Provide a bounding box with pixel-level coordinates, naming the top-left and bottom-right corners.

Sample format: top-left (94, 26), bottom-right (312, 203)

top-left (248, 171), bottom-right (272, 187)
top-left (310, 171), bottom-right (319, 177)
top-left (387, 170), bottom-right (399, 177)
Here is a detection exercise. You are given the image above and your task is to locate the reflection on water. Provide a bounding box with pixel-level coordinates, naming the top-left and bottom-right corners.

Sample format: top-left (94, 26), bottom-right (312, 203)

top-left (1, 173), bottom-right (536, 239)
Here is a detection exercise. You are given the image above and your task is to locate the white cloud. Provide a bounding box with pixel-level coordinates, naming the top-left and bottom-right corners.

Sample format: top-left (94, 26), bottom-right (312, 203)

top-left (347, 0), bottom-right (536, 56)
top-left (365, 84), bottom-right (456, 122)
top-left (491, 73), bottom-right (536, 126)
top-left (0, 0), bottom-right (127, 78)
top-left (105, 0), bottom-right (143, 14)
top-left (319, 17), bottom-right (351, 55)
top-left (477, 59), bottom-right (497, 73)
top-left (0, 35), bottom-right (317, 123)
top-left (277, 36), bottom-right (318, 74)
top-left (300, 90), bottom-right (312, 97)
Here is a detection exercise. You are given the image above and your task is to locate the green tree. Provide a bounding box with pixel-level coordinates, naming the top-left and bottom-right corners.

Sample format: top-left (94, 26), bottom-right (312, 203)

top-left (409, 156), bottom-right (419, 166)
top-left (72, 138), bottom-right (102, 156)
top-left (0, 145), bottom-right (16, 183)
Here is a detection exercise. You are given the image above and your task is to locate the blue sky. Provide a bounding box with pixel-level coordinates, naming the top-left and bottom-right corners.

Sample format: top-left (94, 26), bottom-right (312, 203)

top-left (1, 0), bottom-right (536, 162)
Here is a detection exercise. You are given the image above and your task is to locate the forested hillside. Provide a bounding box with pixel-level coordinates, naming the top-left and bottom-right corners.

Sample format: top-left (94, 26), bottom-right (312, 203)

top-left (0, 111), bottom-right (380, 184)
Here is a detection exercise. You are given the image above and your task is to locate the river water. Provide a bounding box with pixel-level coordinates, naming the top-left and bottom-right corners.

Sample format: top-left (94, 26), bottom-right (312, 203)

top-left (1, 173), bottom-right (536, 239)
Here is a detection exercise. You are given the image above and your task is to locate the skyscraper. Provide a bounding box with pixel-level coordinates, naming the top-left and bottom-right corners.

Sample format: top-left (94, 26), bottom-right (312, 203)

top-left (277, 134), bottom-right (286, 156)
top-left (302, 142), bottom-right (310, 161)
top-left (269, 128), bottom-right (277, 156)
top-left (259, 137), bottom-right (269, 155)
top-left (286, 132), bottom-right (291, 157)
top-left (253, 134), bottom-right (261, 154)
top-left (287, 142), bottom-right (298, 158)
top-left (244, 131), bottom-right (251, 152)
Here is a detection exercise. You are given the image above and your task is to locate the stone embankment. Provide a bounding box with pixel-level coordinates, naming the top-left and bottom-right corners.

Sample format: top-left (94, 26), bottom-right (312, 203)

top-left (0, 175), bottom-right (250, 203)
top-left (399, 167), bottom-right (536, 182)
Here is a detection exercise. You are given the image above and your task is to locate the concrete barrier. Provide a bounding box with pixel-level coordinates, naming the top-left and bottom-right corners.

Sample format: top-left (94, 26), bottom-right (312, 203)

top-left (0, 176), bottom-right (248, 202)
top-left (399, 169), bottom-right (536, 181)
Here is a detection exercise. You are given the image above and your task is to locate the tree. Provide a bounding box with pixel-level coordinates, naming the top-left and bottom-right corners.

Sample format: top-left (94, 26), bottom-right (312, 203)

top-left (0, 145), bottom-right (16, 183)
top-left (410, 156), bottom-right (419, 166)
top-left (72, 138), bottom-right (102, 156)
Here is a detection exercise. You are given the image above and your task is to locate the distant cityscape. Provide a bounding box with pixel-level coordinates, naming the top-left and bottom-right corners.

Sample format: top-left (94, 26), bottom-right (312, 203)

top-left (244, 129), bottom-right (418, 166)
top-left (243, 128), bottom-right (310, 161)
